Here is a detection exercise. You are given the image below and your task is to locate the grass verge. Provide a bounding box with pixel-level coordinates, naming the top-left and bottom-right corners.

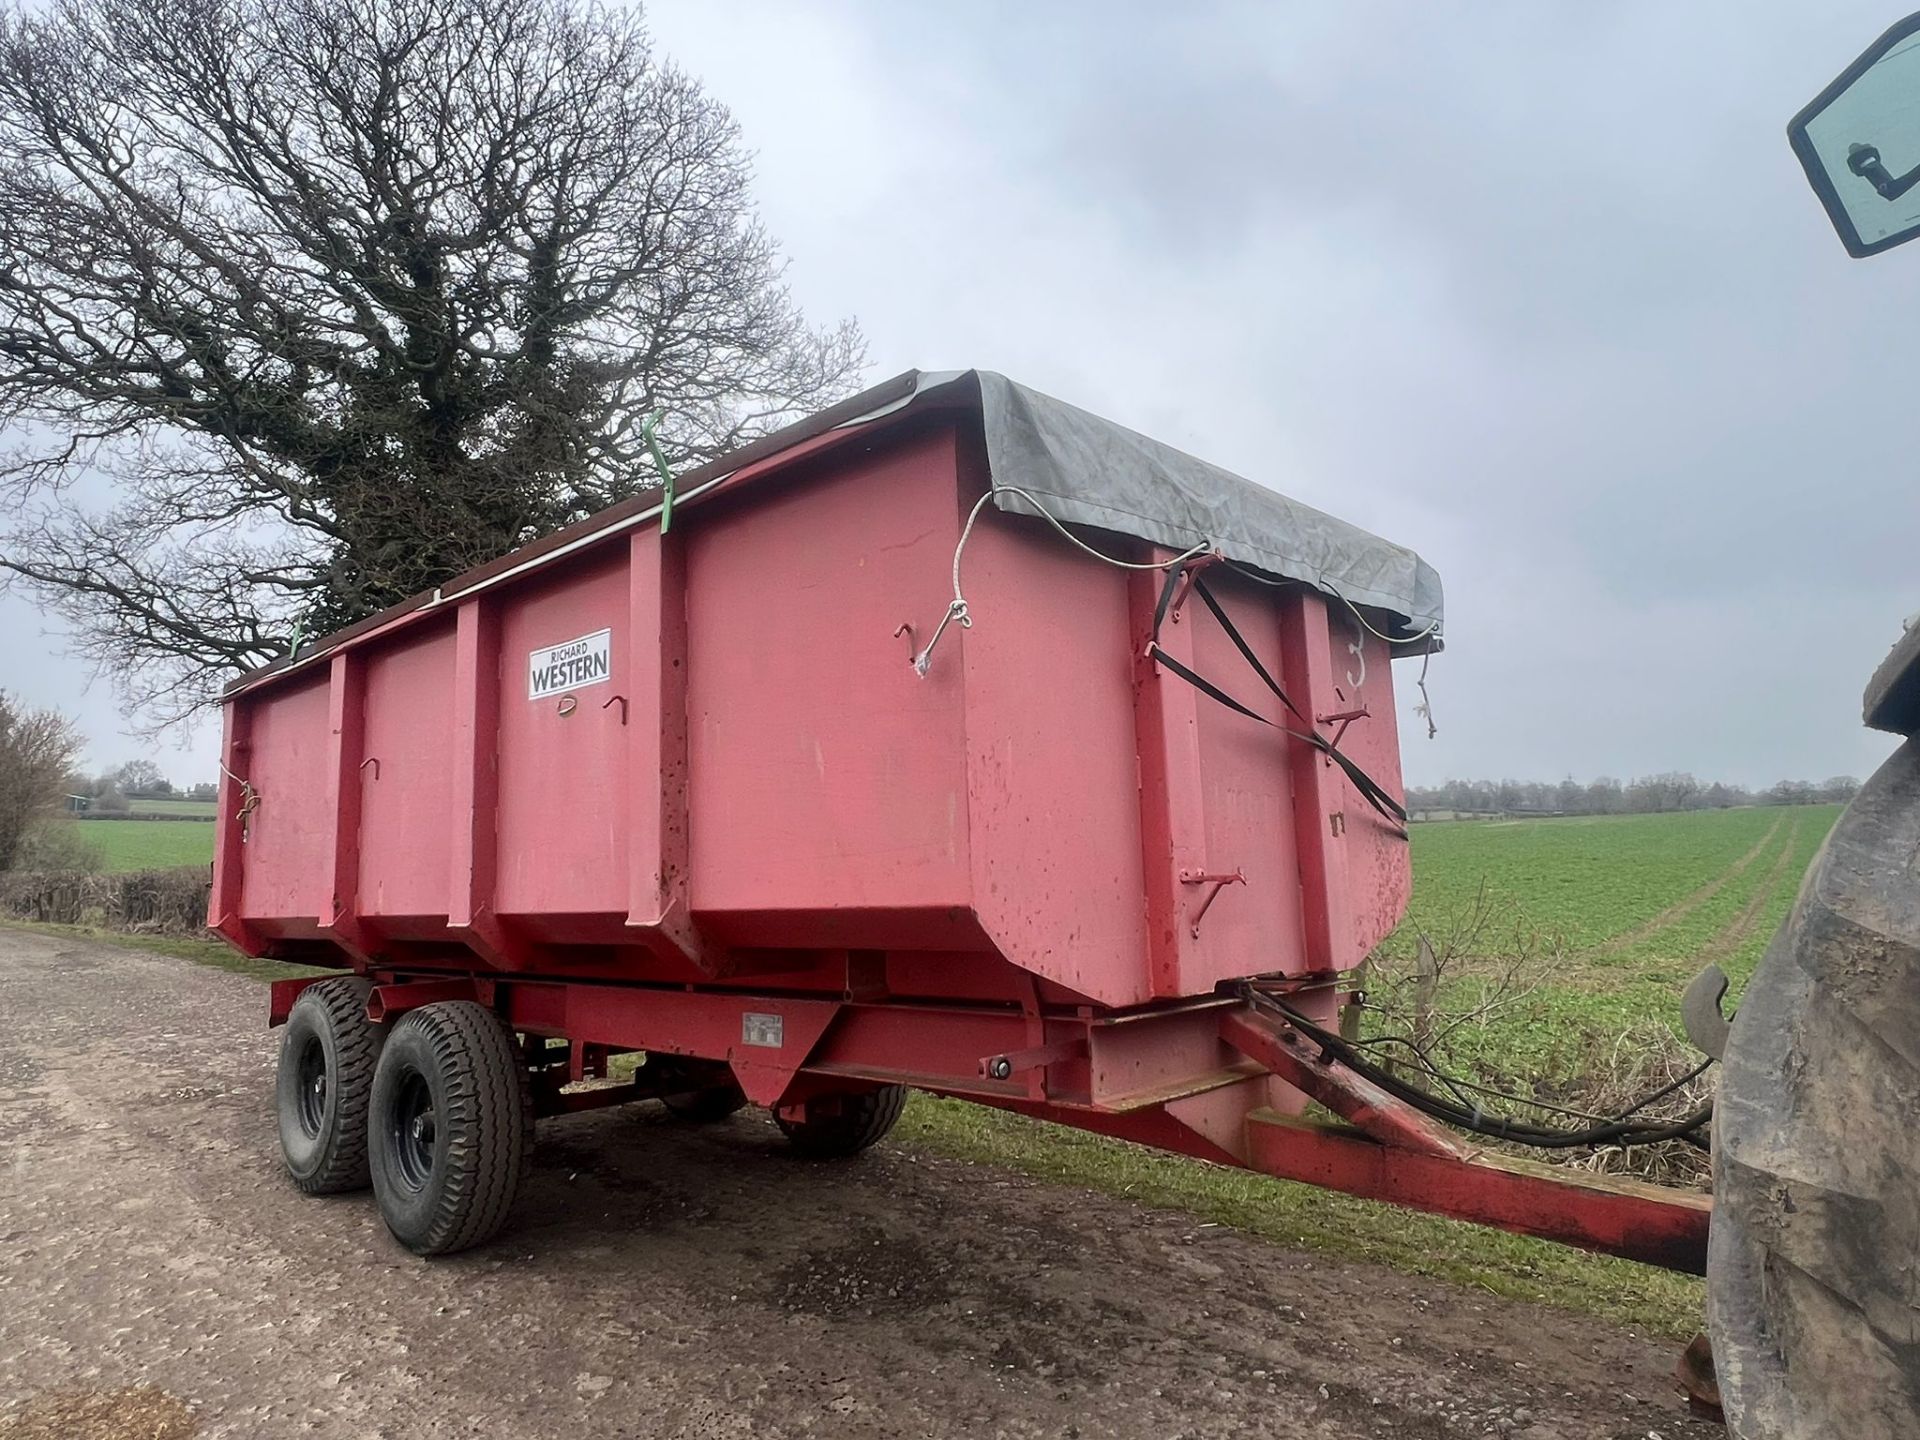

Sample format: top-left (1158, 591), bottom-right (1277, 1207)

top-left (6, 917), bottom-right (1704, 1338)
top-left (895, 1094), bottom-right (1702, 1338)
top-left (76, 820), bottom-right (217, 872)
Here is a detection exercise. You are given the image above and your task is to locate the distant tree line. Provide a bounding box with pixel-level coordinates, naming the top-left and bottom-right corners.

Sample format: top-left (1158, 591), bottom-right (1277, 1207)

top-left (0, 697), bottom-right (227, 873)
top-left (1406, 772), bottom-right (1861, 819)
top-left (68, 761), bottom-right (217, 815)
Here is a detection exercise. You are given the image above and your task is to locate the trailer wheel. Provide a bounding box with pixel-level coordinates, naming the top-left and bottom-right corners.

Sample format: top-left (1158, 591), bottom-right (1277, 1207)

top-left (662, 1085), bottom-right (749, 1122)
top-left (774, 1084), bottom-right (906, 1158)
top-left (1709, 739), bottom-right (1920, 1440)
top-left (655, 1058), bottom-right (748, 1123)
top-left (369, 1001), bottom-right (531, 1256)
top-left (276, 975), bottom-right (380, 1194)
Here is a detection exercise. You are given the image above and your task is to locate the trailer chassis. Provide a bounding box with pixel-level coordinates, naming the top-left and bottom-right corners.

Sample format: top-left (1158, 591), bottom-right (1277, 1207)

top-left (268, 968), bottom-right (1710, 1275)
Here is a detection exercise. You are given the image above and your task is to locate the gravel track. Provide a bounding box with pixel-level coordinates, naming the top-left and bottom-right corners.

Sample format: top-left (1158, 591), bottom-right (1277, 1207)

top-left (0, 927), bottom-right (1720, 1440)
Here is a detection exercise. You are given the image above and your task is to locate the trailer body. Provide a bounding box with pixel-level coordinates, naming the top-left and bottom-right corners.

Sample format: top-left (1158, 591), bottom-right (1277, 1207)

top-left (218, 370), bottom-right (1709, 1271)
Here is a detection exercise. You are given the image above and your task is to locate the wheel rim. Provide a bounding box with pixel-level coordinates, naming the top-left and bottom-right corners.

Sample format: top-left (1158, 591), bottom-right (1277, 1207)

top-left (386, 1067), bottom-right (437, 1193)
top-left (294, 1034), bottom-right (329, 1138)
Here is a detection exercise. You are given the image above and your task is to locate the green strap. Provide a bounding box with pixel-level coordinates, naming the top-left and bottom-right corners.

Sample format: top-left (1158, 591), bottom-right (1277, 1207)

top-left (641, 412), bottom-right (675, 533)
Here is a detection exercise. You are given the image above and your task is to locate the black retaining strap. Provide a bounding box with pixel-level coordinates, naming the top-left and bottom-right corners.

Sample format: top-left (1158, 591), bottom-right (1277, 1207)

top-left (1146, 564), bottom-right (1409, 834)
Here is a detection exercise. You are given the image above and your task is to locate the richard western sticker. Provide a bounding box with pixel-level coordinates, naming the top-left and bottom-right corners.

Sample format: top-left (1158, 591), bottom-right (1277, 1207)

top-left (529, 627), bottom-right (612, 700)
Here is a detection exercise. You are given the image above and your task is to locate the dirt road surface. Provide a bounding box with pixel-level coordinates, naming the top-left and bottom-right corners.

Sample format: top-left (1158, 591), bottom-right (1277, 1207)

top-left (0, 927), bottom-right (1720, 1439)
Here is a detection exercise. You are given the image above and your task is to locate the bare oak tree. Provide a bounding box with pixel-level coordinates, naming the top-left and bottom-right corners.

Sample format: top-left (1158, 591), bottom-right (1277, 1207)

top-left (0, 0), bottom-right (864, 723)
top-left (0, 692), bottom-right (84, 870)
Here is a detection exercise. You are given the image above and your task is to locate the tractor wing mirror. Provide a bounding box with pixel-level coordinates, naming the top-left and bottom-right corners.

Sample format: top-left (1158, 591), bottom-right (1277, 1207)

top-left (1790, 10), bottom-right (1920, 257)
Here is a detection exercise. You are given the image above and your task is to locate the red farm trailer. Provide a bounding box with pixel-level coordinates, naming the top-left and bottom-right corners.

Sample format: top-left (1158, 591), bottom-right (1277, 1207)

top-left (213, 368), bottom-right (1709, 1273)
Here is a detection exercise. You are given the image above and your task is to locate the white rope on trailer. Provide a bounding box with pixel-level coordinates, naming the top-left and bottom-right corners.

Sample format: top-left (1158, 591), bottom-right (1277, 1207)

top-left (911, 485), bottom-right (1212, 675)
top-left (913, 493), bottom-right (1444, 746)
top-left (217, 758), bottom-right (260, 840)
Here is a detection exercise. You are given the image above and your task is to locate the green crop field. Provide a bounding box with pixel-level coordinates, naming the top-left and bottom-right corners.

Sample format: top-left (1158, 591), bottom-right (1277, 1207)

top-left (1399, 805), bottom-right (1834, 971)
top-left (81, 819), bottom-right (216, 872)
top-left (1381, 805), bottom-right (1839, 1080)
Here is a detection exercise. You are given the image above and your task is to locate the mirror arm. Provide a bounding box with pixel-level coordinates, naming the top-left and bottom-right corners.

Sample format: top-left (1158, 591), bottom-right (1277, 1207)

top-left (1847, 142), bottom-right (1920, 201)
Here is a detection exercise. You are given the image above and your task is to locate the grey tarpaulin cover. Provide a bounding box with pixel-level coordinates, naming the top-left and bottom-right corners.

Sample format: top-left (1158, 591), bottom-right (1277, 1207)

top-left (854, 370), bottom-right (1443, 638)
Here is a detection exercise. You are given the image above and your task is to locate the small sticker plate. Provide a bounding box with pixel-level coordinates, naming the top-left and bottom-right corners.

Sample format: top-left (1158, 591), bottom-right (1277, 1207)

top-left (742, 1013), bottom-right (784, 1049)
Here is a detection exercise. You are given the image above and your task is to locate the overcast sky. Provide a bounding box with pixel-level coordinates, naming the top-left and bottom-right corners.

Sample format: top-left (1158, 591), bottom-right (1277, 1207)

top-left (3, 1), bottom-right (1916, 791)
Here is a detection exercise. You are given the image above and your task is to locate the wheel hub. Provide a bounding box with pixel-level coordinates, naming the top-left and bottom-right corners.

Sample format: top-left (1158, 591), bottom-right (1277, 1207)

top-left (387, 1068), bottom-right (439, 1193)
top-left (294, 1035), bottom-right (330, 1137)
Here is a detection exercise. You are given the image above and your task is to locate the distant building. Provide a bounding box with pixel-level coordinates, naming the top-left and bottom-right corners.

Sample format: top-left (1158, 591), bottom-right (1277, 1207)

top-left (64, 794), bottom-right (91, 814)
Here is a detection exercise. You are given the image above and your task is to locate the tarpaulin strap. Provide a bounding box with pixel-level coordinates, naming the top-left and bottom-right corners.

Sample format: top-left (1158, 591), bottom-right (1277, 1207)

top-left (642, 411), bottom-right (675, 534)
top-left (1146, 564), bottom-right (1409, 833)
top-left (1151, 555), bottom-right (1185, 635)
top-left (1191, 577), bottom-right (1313, 730)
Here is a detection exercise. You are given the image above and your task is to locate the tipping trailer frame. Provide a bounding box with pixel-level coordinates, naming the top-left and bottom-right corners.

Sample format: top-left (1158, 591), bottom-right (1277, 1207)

top-left (216, 369), bottom-right (1710, 1276)
top-left (263, 965), bottom-right (1711, 1272)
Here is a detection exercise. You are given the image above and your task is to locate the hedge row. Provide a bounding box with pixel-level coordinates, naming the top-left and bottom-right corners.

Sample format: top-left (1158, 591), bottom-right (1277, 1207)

top-left (0, 867), bottom-right (212, 933)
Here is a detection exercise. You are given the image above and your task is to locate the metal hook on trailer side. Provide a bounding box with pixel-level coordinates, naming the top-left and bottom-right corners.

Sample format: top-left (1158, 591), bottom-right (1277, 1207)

top-left (1163, 553), bottom-right (1225, 625)
top-left (1181, 867), bottom-right (1246, 938)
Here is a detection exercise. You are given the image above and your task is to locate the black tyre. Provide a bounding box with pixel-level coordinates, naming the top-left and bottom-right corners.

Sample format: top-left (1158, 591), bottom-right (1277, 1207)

top-left (368, 1001), bottom-right (531, 1256)
top-left (774, 1084), bottom-right (906, 1158)
top-left (276, 975), bottom-right (380, 1194)
top-left (656, 1058), bottom-right (748, 1124)
top-left (661, 1085), bottom-right (749, 1123)
top-left (1709, 739), bottom-right (1920, 1440)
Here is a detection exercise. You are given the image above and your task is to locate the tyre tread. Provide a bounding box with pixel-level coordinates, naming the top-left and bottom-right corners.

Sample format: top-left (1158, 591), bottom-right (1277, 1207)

top-left (283, 975), bottom-right (378, 1195)
top-left (395, 1001), bottom-right (531, 1255)
top-left (776, 1084), bottom-right (906, 1158)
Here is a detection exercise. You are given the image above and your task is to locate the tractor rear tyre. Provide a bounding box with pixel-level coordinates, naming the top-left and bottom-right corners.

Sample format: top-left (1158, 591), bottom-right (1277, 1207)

top-left (1709, 739), bottom-right (1920, 1440)
top-left (774, 1084), bottom-right (906, 1158)
top-left (276, 975), bottom-right (381, 1194)
top-left (369, 1001), bottom-right (531, 1256)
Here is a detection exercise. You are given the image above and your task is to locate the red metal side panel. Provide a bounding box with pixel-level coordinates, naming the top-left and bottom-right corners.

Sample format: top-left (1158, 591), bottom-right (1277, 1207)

top-left (211, 413), bottom-right (1412, 989)
top-left (1182, 572), bottom-right (1309, 990)
top-left (1130, 575), bottom-right (1404, 991)
top-left (685, 426), bottom-right (977, 947)
top-left (958, 506), bottom-right (1152, 1008)
top-left (493, 553), bottom-right (632, 922)
top-left (1278, 590), bottom-right (1356, 973)
top-left (446, 599), bottom-right (521, 966)
top-left (1337, 628), bottom-right (1412, 957)
top-left (357, 623), bottom-right (457, 921)
top-left (320, 652), bottom-right (370, 957)
top-left (237, 672), bottom-right (332, 929)
top-left (1273, 600), bottom-right (1411, 972)
top-left (209, 698), bottom-right (252, 948)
